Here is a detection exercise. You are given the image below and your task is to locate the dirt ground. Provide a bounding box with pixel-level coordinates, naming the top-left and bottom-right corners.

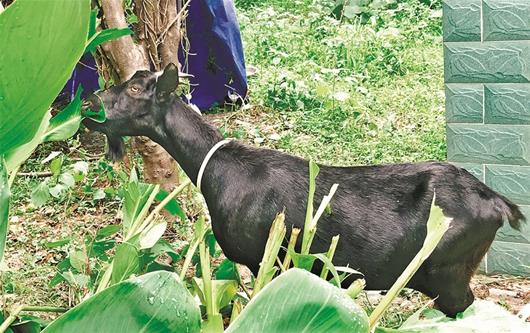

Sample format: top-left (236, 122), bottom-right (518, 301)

top-left (471, 274), bottom-right (530, 319)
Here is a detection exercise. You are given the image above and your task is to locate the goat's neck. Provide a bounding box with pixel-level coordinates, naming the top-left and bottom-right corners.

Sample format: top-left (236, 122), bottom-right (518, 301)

top-left (153, 98), bottom-right (224, 187)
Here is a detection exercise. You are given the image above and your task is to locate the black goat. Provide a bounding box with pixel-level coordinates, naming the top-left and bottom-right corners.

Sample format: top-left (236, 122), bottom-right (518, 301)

top-left (83, 64), bottom-right (525, 316)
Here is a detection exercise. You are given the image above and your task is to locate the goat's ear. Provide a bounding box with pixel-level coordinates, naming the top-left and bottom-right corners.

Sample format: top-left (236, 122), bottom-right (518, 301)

top-left (156, 63), bottom-right (179, 100)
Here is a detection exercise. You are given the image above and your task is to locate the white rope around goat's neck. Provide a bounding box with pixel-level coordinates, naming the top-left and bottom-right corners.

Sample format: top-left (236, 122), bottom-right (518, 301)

top-left (196, 138), bottom-right (233, 193)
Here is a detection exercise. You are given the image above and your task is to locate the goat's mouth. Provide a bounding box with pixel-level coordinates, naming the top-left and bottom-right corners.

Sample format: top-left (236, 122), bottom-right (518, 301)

top-left (81, 98), bottom-right (107, 129)
top-left (81, 101), bottom-right (125, 161)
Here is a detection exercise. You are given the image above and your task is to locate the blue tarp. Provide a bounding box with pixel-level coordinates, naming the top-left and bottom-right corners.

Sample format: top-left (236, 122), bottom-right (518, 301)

top-left (180, 0), bottom-right (248, 109)
top-left (59, 0), bottom-right (248, 111)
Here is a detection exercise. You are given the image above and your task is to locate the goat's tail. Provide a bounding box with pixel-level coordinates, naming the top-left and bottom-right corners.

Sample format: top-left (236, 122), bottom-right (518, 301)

top-left (493, 194), bottom-right (526, 231)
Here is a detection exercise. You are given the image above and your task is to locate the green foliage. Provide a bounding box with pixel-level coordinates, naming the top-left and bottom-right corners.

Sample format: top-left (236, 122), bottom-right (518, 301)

top-left (238, 0), bottom-right (445, 165)
top-left (43, 87), bottom-right (84, 142)
top-left (302, 160), bottom-right (319, 254)
top-left (0, 157), bottom-right (9, 262)
top-left (226, 269), bottom-right (369, 333)
top-left (4, 113), bottom-right (51, 174)
top-left (121, 171), bottom-right (158, 233)
top-left (111, 243), bottom-right (140, 285)
top-left (29, 155), bottom-right (90, 208)
top-left (0, 0), bottom-right (90, 156)
top-left (192, 279), bottom-right (239, 315)
top-left (85, 28), bottom-right (132, 54)
top-left (251, 212), bottom-right (286, 297)
top-left (155, 189), bottom-right (185, 220)
top-left (376, 301), bottom-right (530, 333)
top-left (42, 271), bottom-right (202, 333)
top-left (333, 0), bottom-right (399, 23)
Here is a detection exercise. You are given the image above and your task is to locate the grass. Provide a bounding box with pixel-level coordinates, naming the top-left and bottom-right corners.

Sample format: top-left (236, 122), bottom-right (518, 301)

top-left (2, 0), bottom-right (448, 327)
top-left (234, 0), bottom-right (445, 165)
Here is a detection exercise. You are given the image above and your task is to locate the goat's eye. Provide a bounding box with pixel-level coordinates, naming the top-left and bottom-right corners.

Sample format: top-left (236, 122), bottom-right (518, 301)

top-left (129, 86), bottom-right (141, 94)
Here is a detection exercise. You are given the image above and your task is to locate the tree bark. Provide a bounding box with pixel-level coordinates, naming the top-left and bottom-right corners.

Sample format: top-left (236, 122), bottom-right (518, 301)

top-left (99, 0), bottom-right (180, 191)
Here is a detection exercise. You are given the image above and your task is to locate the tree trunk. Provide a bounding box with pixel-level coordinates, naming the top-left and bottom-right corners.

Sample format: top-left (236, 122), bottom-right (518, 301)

top-left (99, 0), bottom-right (181, 191)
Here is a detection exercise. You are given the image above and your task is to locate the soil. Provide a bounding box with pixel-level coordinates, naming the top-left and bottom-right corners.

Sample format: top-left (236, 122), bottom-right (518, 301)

top-left (472, 274), bottom-right (530, 320)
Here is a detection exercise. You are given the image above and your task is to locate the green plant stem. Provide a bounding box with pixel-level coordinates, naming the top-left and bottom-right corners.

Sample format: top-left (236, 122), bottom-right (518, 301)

top-left (282, 227), bottom-right (300, 271)
top-left (301, 161), bottom-right (319, 254)
top-left (98, 179), bottom-right (192, 292)
top-left (346, 279), bottom-right (365, 300)
top-left (126, 184), bottom-right (160, 238)
top-left (7, 165), bottom-right (19, 188)
top-left (131, 179), bottom-right (191, 238)
top-left (95, 262), bottom-right (113, 293)
top-left (252, 212), bottom-right (286, 298)
top-left (320, 235), bottom-right (339, 279)
top-left (0, 305), bottom-right (67, 333)
top-left (179, 217), bottom-right (207, 280)
top-left (199, 241), bottom-right (215, 316)
top-left (302, 182), bottom-right (339, 256)
top-left (235, 264), bottom-right (251, 299)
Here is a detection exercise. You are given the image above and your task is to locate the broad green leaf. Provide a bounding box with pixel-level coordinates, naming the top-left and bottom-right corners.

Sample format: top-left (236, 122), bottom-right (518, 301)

top-left (4, 112), bottom-right (51, 174)
top-left (139, 219), bottom-right (167, 249)
top-left (43, 86), bottom-right (83, 142)
top-left (49, 183), bottom-right (67, 198)
top-left (344, 5), bottom-right (363, 18)
top-left (155, 189), bottom-right (186, 220)
top-left (92, 189), bottom-right (106, 200)
top-left (49, 155), bottom-right (64, 178)
top-left (72, 161), bottom-right (89, 175)
top-left (69, 249), bottom-right (87, 272)
top-left (45, 238), bottom-right (71, 249)
top-left (111, 243), bottom-right (140, 285)
top-left (42, 151), bottom-right (62, 166)
top-left (149, 239), bottom-right (181, 261)
top-left (10, 320), bottom-right (40, 333)
top-left (0, 0), bottom-right (90, 155)
top-left (42, 271), bottom-right (201, 333)
top-left (88, 9), bottom-right (98, 39)
top-left (289, 249), bottom-right (317, 271)
top-left (96, 225), bottom-right (121, 239)
top-left (59, 172), bottom-right (75, 188)
top-left (85, 28), bottom-right (132, 53)
top-left (214, 258), bottom-right (239, 280)
top-left (31, 181), bottom-right (50, 208)
top-left (375, 300), bottom-right (530, 333)
top-left (122, 181), bottom-right (157, 233)
top-left (0, 157), bottom-right (10, 262)
top-left (61, 271), bottom-right (90, 288)
top-left (81, 101), bottom-right (106, 123)
top-left (192, 278), bottom-right (239, 312)
top-left (227, 268), bottom-right (369, 333)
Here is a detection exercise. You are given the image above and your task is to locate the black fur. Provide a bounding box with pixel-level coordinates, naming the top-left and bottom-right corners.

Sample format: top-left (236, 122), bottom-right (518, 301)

top-left (83, 65), bottom-right (526, 316)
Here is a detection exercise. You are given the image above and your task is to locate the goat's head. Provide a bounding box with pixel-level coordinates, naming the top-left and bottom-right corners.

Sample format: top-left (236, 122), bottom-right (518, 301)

top-left (82, 63), bottom-right (180, 160)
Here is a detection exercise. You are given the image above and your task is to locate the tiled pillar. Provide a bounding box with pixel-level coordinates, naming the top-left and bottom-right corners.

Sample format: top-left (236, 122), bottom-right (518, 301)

top-left (443, 0), bottom-right (530, 276)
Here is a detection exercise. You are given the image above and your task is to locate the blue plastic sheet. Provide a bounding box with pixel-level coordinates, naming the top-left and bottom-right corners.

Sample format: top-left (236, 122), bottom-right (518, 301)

top-left (180, 0), bottom-right (248, 109)
top-left (58, 0), bottom-right (248, 112)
